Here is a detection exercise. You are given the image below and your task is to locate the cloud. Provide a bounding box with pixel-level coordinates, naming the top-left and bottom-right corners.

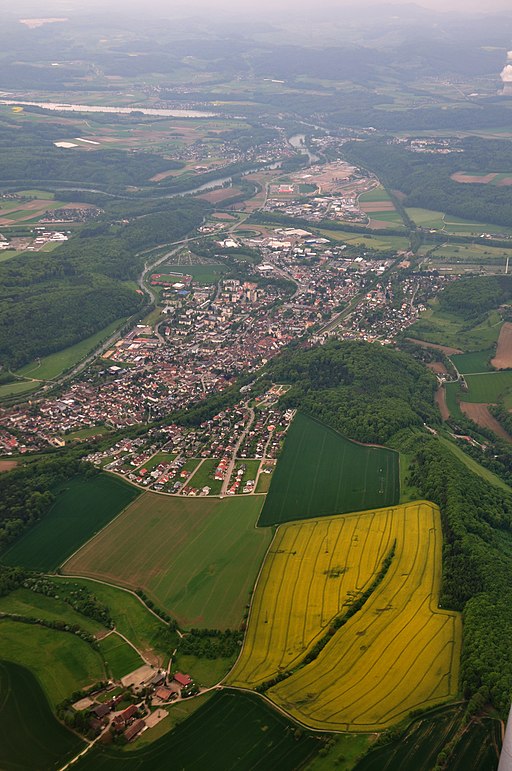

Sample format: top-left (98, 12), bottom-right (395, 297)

top-left (501, 64), bottom-right (512, 82)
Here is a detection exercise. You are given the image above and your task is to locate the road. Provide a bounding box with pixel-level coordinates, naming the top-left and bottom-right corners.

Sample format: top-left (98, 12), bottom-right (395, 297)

top-left (220, 407), bottom-right (255, 495)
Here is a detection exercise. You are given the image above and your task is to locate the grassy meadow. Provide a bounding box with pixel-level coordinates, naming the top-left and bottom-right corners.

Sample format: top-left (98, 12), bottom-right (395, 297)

top-left (0, 619), bottom-right (106, 707)
top-left (98, 633), bottom-right (143, 679)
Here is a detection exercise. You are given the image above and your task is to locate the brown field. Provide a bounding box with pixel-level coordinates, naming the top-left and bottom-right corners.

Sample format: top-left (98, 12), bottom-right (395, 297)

top-left (0, 461), bottom-right (17, 473)
top-left (451, 172), bottom-right (498, 184)
top-left (496, 177), bottom-right (512, 186)
top-left (197, 186), bottom-right (242, 204)
top-left (368, 218), bottom-right (397, 229)
top-left (360, 202), bottom-right (396, 212)
top-left (491, 322), bottom-right (512, 369)
top-left (460, 402), bottom-right (512, 441)
top-left (406, 338), bottom-right (463, 355)
top-left (427, 361), bottom-right (448, 375)
top-left (150, 169), bottom-right (180, 182)
top-left (436, 387), bottom-right (450, 421)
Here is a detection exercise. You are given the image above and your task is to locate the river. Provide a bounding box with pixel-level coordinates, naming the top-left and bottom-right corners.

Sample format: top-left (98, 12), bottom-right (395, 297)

top-left (288, 133), bottom-right (320, 164)
top-left (0, 99), bottom-right (216, 118)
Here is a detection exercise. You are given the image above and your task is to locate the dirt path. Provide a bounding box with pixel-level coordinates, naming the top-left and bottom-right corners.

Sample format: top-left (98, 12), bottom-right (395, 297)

top-left (460, 402), bottom-right (512, 442)
top-left (436, 387), bottom-right (450, 421)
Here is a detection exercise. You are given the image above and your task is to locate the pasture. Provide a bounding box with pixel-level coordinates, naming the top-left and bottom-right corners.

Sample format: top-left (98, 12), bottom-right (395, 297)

top-left (63, 494), bottom-right (271, 629)
top-left (72, 690), bottom-right (323, 771)
top-left (405, 207), bottom-right (512, 236)
top-left (423, 243), bottom-right (512, 275)
top-left (58, 577), bottom-right (173, 666)
top-left (450, 349), bottom-right (493, 374)
top-left (0, 588), bottom-right (105, 636)
top-left (0, 474), bottom-right (139, 571)
top-left (227, 510), bottom-right (398, 688)
top-left (15, 317), bottom-right (127, 381)
top-left (258, 413), bottom-right (399, 527)
top-left (266, 502), bottom-right (461, 731)
top-left (98, 633), bottom-right (143, 679)
top-left (0, 661), bottom-right (85, 771)
top-left (317, 227), bottom-right (408, 252)
top-left (0, 619), bottom-right (106, 706)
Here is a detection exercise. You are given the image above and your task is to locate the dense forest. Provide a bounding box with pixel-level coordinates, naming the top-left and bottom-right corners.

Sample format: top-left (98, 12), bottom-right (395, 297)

top-left (404, 434), bottom-right (512, 715)
top-left (345, 137), bottom-right (512, 229)
top-left (267, 340), bottom-right (437, 443)
top-left (438, 275), bottom-right (512, 320)
top-left (0, 199), bottom-right (208, 368)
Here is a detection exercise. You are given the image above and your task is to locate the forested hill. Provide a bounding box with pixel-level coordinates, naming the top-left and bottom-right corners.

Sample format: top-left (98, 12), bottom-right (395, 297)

top-left (438, 275), bottom-right (512, 321)
top-left (268, 340), bottom-right (437, 444)
top-left (0, 199), bottom-right (208, 369)
top-left (404, 433), bottom-right (512, 716)
top-left (344, 137), bottom-right (512, 230)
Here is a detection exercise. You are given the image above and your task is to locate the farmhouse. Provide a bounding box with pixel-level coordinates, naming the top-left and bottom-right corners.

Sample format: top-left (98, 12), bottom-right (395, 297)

top-left (124, 718), bottom-right (145, 742)
top-left (173, 672), bottom-right (192, 688)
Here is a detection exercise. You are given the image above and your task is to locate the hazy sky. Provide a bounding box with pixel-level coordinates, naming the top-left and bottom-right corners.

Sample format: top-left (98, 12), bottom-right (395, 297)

top-left (13, 0), bottom-right (512, 15)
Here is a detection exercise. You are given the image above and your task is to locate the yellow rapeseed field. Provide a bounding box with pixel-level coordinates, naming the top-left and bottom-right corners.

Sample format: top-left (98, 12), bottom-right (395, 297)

top-left (227, 509), bottom-right (396, 688)
top-left (229, 502), bottom-right (461, 732)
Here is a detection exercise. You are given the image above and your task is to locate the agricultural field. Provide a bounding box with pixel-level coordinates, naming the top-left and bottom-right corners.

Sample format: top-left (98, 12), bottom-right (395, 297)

top-left (0, 474), bottom-right (139, 571)
top-left (63, 494), bottom-right (271, 629)
top-left (450, 349), bottom-right (493, 374)
top-left (98, 633), bottom-right (143, 679)
top-left (0, 661), bottom-right (85, 771)
top-left (265, 502), bottom-right (461, 731)
top-left (409, 301), bottom-right (502, 351)
top-left (228, 510), bottom-right (398, 688)
top-left (0, 378), bottom-right (40, 400)
top-left (491, 321), bottom-right (512, 369)
top-left (460, 402), bottom-right (512, 441)
top-left (0, 588), bottom-right (105, 636)
top-left (59, 577), bottom-right (174, 666)
top-left (358, 186), bottom-right (403, 228)
top-left (462, 371), bottom-right (512, 404)
top-left (72, 690), bottom-right (323, 771)
top-left (15, 317), bottom-right (127, 382)
top-left (353, 705), bottom-right (501, 771)
top-left (259, 413), bottom-right (399, 526)
top-left (405, 207), bottom-right (512, 236)
top-left (0, 620), bottom-right (106, 707)
top-left (421, 243), bottom-right (512, 275)
top-left (317, 227), bottom-right (408, 252)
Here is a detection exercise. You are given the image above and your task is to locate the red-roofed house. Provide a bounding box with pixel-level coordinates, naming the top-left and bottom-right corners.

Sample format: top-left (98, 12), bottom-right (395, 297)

top-left (173, 672), bottom-right (192, 687)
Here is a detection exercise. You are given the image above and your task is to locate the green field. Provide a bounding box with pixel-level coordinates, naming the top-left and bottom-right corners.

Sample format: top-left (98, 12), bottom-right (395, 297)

top-left (15, 317), bottom-right (127, 381)
top-left (406, 207), bottom-right (512, 235)
top-left (1, 474), bottom-right (139, 571)
top-left (0, 379), bottom-right (39, 399)
top-left (0, 661), bottom-right (85, 771)
top-left (98, 633), bottom-right (143, 679)
top-left (410, 301), bottom-right (502, 351)
top-left (258, 413), bottom-right (399, 527)
top-left (317, 228), bottom-right (408, 252)
top-left (353, 705), bottom-right (501, 771)
top-left (135, 451), bottom-right (176, 473)
top-left (0, 588), bottom-right (105, 636)
top-left (73, 690), bottom-right (323, 770)
top-left (173, 653), bottom-right (234, 687)
top-left (425, 243), bottom-right (512, 272)
top-left (463, 371), bottom-right (512, 403)
top-left (56, 577), bottom-right (174, 666)
top-left (64, 494), bottom-right (272, 629)
top-left (161, 262), bottom-right (227, 285)
top-left (0, 620), bottom-right (105, 706)
top-left (450, 349), bottom-right (493, 374)
top-left (359, 186), bottom-right (394, 203)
